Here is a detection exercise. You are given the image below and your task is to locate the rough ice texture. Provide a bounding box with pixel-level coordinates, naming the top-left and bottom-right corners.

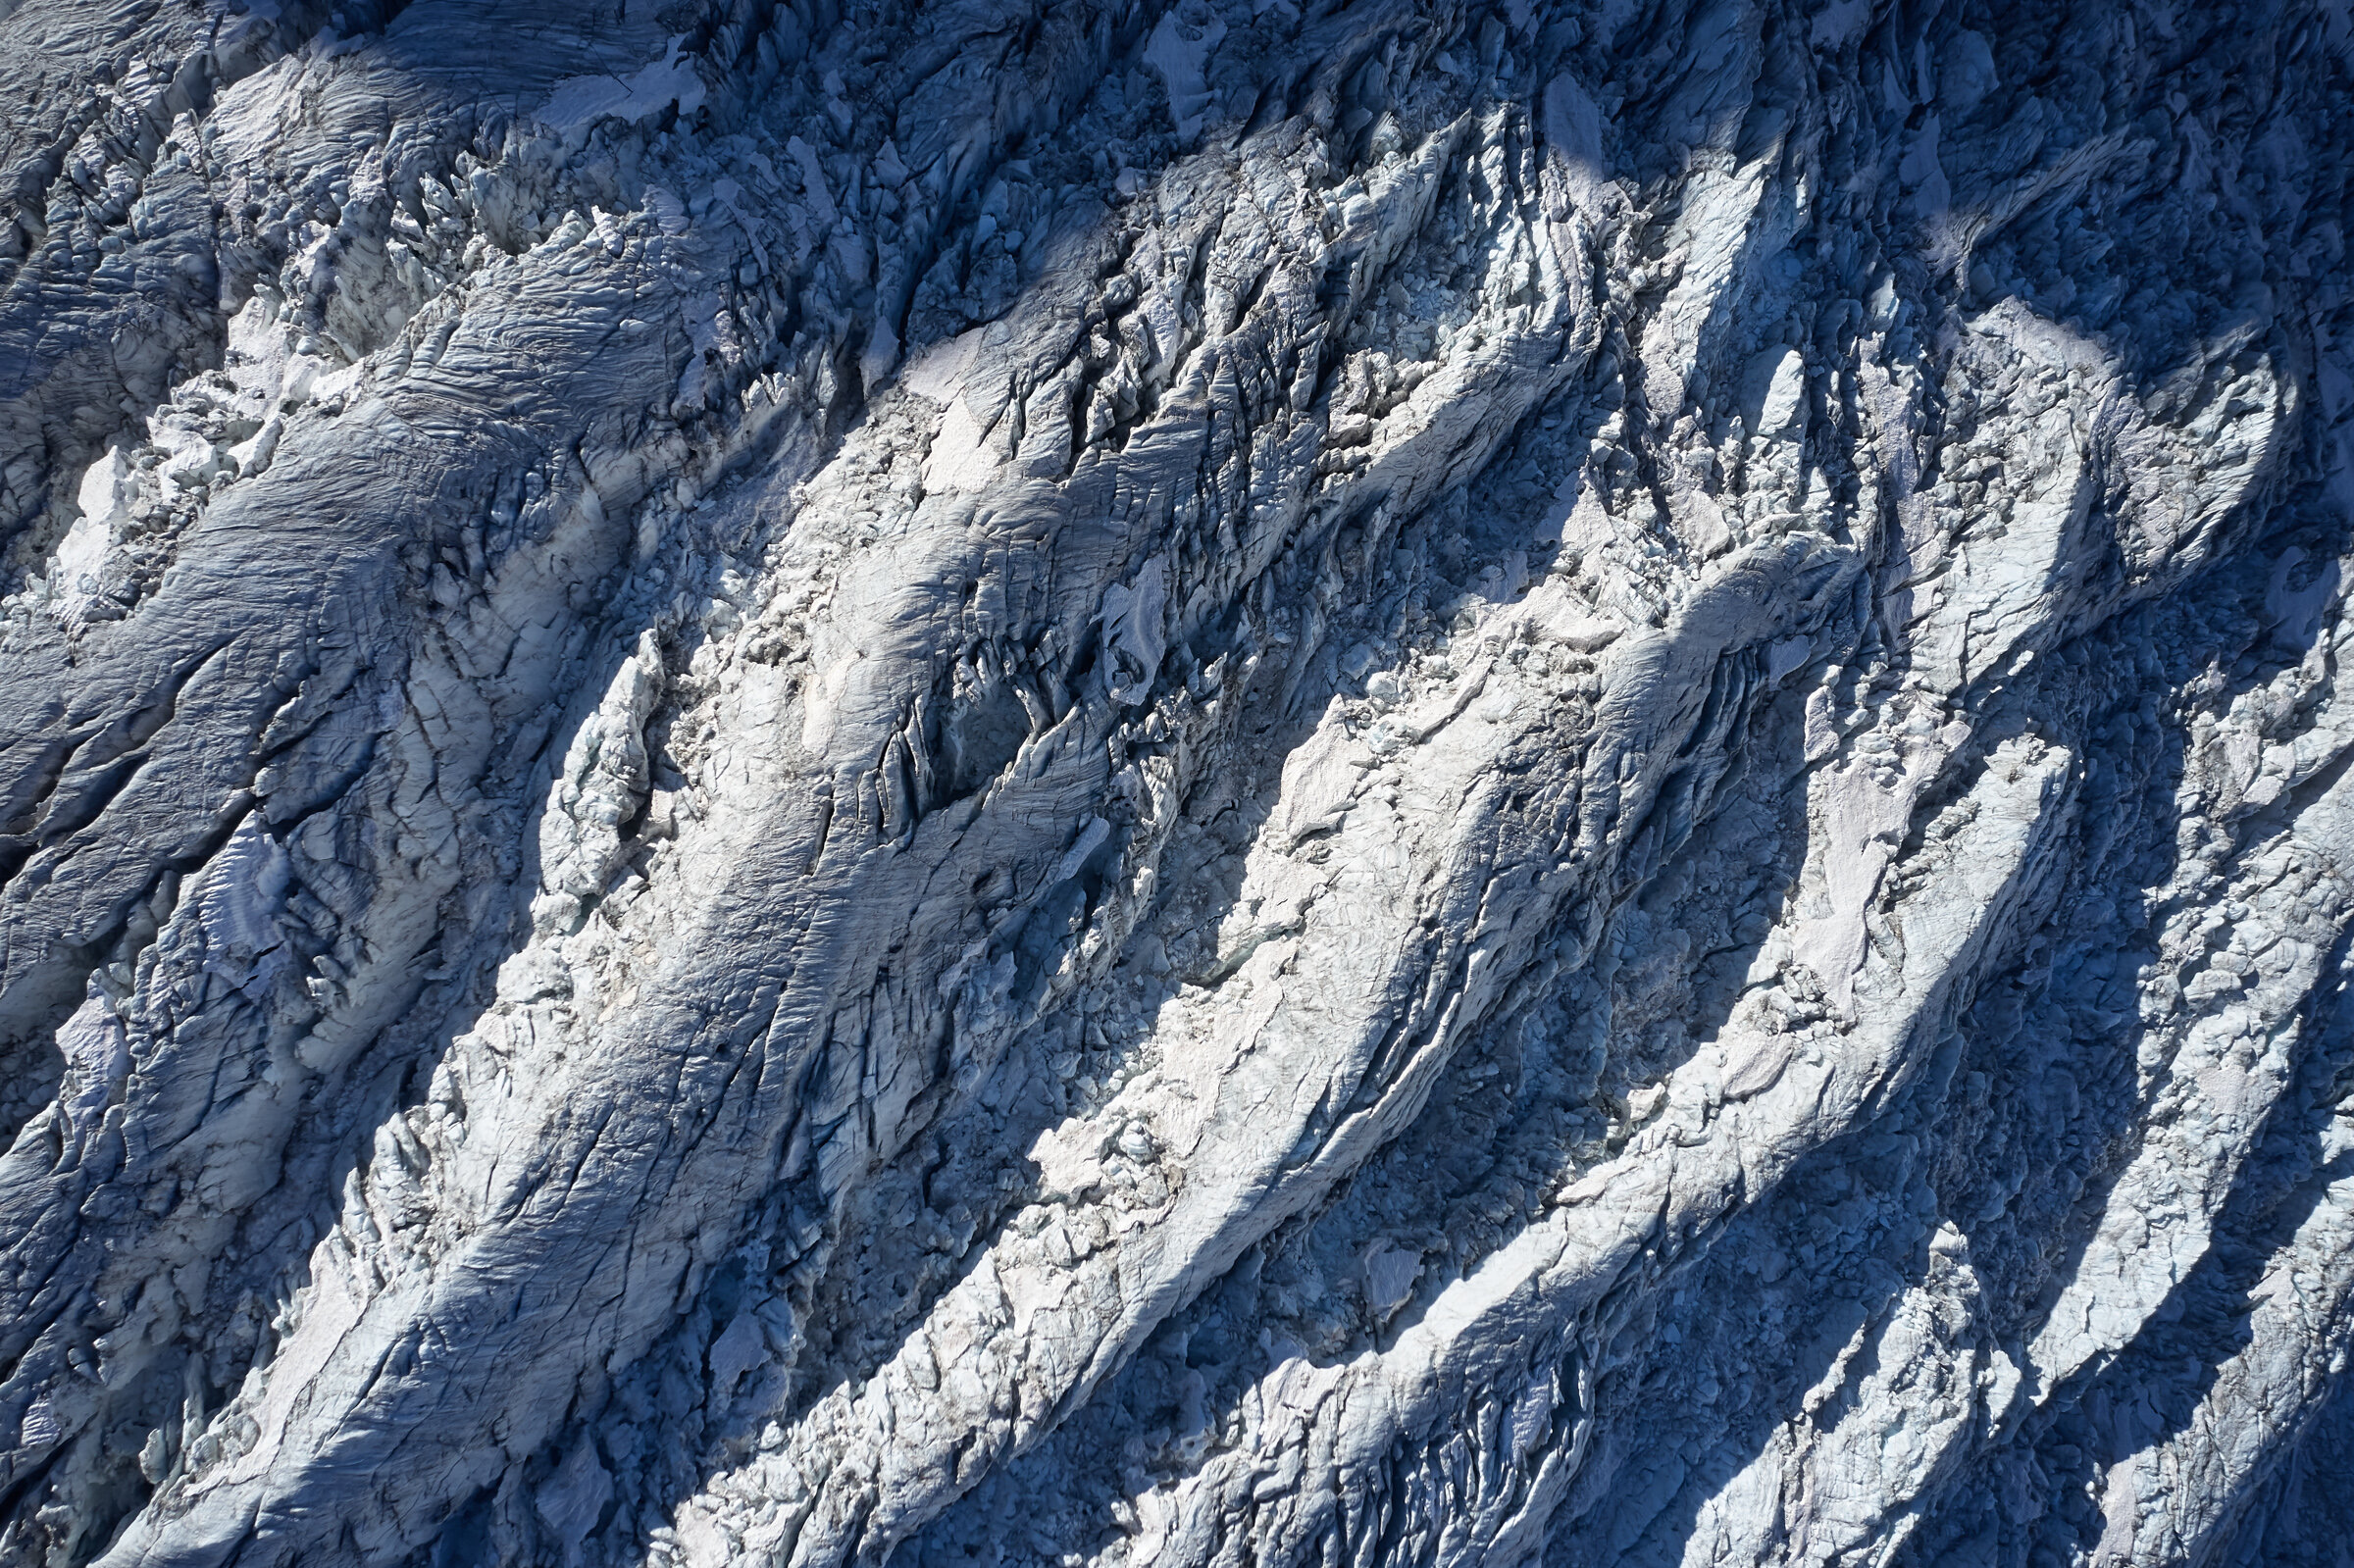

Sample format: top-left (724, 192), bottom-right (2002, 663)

top-left (0, 1), bottom-right (2348, 1565)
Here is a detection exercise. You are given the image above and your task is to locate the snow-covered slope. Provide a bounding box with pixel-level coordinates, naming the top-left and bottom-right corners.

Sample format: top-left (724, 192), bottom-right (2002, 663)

top-left (0, 2), bottom-right (2348, 1564)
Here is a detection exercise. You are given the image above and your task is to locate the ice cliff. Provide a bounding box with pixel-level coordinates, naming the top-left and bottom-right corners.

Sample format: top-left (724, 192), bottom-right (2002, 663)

top-left (0, 1), bottom-right (2349, 1564)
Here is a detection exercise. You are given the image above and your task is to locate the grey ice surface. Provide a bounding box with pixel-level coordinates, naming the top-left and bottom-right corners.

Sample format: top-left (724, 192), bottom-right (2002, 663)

top-left (0, 1), bottom-right (2350, 1565)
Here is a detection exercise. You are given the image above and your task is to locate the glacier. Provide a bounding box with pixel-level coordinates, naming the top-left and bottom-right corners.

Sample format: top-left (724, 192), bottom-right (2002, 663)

top-left (0, 1), bottom-right (2349, 1564)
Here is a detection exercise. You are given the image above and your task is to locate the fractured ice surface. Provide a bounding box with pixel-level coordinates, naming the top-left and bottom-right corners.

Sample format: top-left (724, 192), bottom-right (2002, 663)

top-left (0, 1), bottom-right (2348, 1565)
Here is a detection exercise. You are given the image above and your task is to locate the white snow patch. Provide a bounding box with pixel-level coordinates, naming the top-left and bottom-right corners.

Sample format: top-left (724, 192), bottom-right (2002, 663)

top-left (1809, 0), bottom-right (1871, 48)
top-left (1100, 556), bottom-right (1169, 705)
top-left (903, 328), bottom-right (984, 405)
top-left (50, 445), bottom-right (131, 613)
top-left (537, 36), bottom-right (706, 131)
top-left (1144, 9), bottom-right (1227, 142)
top-left (2267, 547), bottom-right (2342, 647)
top-left (923, 395), bottom-right (1000, 495)
top-left (787, 135), bottom-right (836, 228)
top-left (1540, 73), bottom-right (1608, 208)
top-left (1747, 346), bottom-right (1808, 436)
